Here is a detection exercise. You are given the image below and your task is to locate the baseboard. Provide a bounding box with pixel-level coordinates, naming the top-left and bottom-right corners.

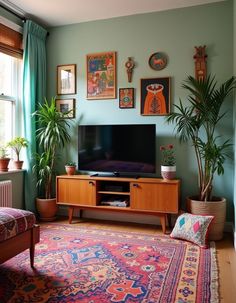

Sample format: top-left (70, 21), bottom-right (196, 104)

top-left (58, 206), bottom-right (235, 237)
top-left (57, 206), bottom-right (163, 225)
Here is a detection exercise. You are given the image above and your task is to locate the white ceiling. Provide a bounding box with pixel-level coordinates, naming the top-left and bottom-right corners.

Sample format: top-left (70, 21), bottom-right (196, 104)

top-left (2, 0), bottom-right (225, 27)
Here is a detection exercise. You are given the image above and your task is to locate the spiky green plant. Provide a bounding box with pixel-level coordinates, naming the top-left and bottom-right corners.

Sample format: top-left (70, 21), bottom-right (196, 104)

top-left (166, 75), bottom-right (236, 201)
top-left (32, 97), bottom-right (71, 199)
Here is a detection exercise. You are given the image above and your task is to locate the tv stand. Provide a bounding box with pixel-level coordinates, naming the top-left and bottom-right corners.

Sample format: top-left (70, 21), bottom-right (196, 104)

top-left (56, 175), bottom-right (180, 233)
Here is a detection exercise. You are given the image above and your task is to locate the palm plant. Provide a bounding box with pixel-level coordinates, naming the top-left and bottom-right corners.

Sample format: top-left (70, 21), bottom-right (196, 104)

top-left (33, 97), bottom-right (71, 199)
top-left (167, 75), bottom-right (236, 201)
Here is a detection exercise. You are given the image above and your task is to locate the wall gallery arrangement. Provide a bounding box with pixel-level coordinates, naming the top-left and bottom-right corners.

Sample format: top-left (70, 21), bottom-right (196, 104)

top-left (56, 50), bottom-right (171, 116)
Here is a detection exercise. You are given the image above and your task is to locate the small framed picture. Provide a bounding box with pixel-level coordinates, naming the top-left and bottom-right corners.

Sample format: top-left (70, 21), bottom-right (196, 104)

top-left (57, 64), bottom-right (76, 95)
top-left (119, 88), bottom-right (134, 108)
top-left (56, 98), bottom-right (75, 118)
top-left (140, 77), bottom-right (170, 116)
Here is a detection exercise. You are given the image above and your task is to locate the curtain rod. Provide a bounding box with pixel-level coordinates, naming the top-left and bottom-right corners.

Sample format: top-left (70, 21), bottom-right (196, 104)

top-left (0, 3), bottom-right (49, 36)
top-left (0, 3), bottom-right (26, 22)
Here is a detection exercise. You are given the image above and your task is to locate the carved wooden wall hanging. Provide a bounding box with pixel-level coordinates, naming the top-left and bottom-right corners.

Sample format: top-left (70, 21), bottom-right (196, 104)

top-left (193, 46), bottom-right (207, 81)
top-left (125, 57), bottom-right (135, 83)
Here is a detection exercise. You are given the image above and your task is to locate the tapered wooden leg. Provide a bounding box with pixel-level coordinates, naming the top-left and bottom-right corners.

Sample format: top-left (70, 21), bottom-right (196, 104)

top-left (160, 214), bottom-right (167, 234)
top-left (167, 214), bottom-right (172, 228)
top-left (68, 207), bottom-right (74, 224)
top-left (30, 225), bottom-right (40, 268)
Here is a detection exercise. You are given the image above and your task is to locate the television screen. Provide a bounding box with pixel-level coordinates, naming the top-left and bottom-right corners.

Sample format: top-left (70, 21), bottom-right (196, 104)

top-left (78, 124), bottom-right (156, 176)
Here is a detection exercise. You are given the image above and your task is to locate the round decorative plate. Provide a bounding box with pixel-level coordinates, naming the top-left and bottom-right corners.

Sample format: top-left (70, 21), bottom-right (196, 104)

top-left (148, 52), bottom-right (168, 71)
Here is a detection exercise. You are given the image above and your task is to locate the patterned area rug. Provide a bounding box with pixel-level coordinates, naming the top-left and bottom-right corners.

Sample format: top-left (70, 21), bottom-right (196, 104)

top-left (0, 223), bottom-right (219, 303)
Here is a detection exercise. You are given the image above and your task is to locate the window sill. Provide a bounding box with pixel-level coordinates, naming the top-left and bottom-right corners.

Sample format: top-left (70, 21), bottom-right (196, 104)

top-left (0, 169), bottom-right (25, 175)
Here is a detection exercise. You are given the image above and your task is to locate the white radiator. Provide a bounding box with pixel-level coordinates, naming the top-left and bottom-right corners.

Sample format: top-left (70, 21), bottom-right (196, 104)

top-left (0, 180), bottom-right (12, 207)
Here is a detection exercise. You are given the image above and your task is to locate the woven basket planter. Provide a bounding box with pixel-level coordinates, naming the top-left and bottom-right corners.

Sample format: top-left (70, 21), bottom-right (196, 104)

top-left (187, 197), bottom-right (226, 241)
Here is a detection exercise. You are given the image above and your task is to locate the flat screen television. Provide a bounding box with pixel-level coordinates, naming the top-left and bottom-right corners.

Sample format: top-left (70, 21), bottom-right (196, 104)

top-left (78, 124), bottom-right (156, 176)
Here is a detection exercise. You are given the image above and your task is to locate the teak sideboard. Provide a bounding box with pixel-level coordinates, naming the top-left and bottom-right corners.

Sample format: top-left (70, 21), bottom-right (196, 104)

top-left (56, 175), bottom-right (180, 233)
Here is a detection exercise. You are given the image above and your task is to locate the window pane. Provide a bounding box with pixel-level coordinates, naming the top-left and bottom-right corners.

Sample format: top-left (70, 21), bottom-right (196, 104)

top-left (0, 52), bottom-right (15, 96)
top-left (0, 99), bottom-right (14, 144)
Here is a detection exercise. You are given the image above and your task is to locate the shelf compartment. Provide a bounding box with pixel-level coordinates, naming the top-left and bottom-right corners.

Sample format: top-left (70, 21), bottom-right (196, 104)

top-left (98, 191), bottom-right (130, 195)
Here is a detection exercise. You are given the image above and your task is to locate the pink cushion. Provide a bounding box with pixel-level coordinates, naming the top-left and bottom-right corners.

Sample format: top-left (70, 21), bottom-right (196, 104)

top-left (0, 207), bottom-right (36, 242)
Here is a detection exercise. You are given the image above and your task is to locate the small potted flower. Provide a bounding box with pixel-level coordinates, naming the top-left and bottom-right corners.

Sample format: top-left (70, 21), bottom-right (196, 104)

top-left (160, 144), bottom-right (176, 180)
top-left (65, 161), bottom-right (76, 175)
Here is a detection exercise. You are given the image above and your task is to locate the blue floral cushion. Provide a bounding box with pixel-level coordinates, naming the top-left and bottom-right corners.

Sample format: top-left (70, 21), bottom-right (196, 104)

top-left (170, 213), bottom-right (214, 248)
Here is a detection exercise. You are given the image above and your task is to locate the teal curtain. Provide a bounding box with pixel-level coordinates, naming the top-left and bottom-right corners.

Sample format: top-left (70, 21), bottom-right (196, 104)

top-left (22, 20), bottom-right (47, 211)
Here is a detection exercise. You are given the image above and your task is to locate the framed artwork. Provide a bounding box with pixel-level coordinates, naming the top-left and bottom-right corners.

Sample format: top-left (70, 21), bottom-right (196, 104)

top-left (140, 77), bottom-right (170, 116)
top-left (86, 51), bottom-right (116, 99)
top-left (148, 52), bottom-right (168, 71)
top-left (119, 88), bottom-right (134, 108)
top-left (57, 64), bottom-right (76, 95)
top-left (56, 98), bottom-right (75, 118)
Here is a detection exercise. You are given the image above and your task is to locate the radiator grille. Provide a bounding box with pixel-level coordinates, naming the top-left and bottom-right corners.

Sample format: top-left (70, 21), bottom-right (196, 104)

top-left (0, 180), bottom-right (12, 207)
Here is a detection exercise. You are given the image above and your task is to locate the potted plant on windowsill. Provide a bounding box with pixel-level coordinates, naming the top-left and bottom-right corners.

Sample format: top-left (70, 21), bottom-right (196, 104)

top-left (0, 145), bottom-right (10, 172)
top-left (65, 161), bottom-right (76, 175)
top-left (166, 75), bottom-right (236, 240)
top-left (32, 97), bottom-right (71, 222)
top-left (7, 137), bottom-right (28, 169)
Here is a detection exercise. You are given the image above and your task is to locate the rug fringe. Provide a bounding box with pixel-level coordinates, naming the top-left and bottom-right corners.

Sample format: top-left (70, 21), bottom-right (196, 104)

top-left (210, 241), bottom-right (219, 303)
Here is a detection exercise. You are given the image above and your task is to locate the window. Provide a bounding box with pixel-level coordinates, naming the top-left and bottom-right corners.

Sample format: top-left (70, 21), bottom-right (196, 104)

top-left (0, 52), bottom-right (22, 145)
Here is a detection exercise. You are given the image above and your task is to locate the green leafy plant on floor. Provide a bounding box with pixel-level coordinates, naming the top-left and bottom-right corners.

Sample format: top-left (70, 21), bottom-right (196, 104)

top-left (33, 97), bottom-right (71, 199)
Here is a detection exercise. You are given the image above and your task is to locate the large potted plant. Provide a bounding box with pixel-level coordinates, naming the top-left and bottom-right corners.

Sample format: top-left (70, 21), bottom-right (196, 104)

top-left (33, 97), bottom-right (71, 221)
top-left (7, 137), bottom-right (28, 169)
top-left (167, 75), bottom-right (236, 240)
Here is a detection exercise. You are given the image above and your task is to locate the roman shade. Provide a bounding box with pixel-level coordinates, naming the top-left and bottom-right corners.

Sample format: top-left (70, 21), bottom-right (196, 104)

top-left (0, 23), bottom-right (23, 58)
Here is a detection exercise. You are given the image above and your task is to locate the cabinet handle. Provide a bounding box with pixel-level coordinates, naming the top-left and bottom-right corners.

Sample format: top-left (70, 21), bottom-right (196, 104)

top-left (133, 183), bottom-right (139, 188)
top-left (89, 181), bottom-right (94, 185)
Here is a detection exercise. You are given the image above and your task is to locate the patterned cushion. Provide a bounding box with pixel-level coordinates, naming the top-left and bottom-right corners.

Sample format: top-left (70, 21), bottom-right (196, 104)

top-left (0, 207), bottom-right (36, 242)
top-left (170, 213), bottom-right (214, 248)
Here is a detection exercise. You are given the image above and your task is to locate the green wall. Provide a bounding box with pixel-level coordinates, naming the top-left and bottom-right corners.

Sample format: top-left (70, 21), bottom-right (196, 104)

top-left (47, 1), bottom-right (234, 220)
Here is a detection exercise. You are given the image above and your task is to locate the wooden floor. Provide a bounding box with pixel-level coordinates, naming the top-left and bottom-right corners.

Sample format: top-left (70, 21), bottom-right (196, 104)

top-left (55, 217), bottom-right (236, 303)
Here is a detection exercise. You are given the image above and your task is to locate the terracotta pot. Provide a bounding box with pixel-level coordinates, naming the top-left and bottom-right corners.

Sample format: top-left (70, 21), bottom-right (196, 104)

top-left (36, 198), bottom-right (58, 222)
top-left (161, 165), bottom-right (176, 180)
top-left (0, 158), bottom-right (10, 172)
top-left (187, 196), bottom-right (226, 241)
top-left (65, 165), bottom-right (76, 175)
top-left (13, 160), bottom-right (24, 169)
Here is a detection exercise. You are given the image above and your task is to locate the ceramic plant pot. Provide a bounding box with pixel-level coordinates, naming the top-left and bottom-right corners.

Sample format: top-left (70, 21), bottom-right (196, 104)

top-left (65, 165), bottom-right (76, 175)
top-left (161, 165), bottom-right (176, 180)
top-left (13, 160), bottom-right (24, 169)
top-left (36, 198), bottom-right (58, 222)
top-left (0, 158), bottom-right (10, 172)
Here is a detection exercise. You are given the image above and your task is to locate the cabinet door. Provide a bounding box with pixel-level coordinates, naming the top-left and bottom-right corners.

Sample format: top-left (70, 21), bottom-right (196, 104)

top-left (130, 182), bottom-right (179, 213)
top-left (57, 178), bottom-right (96, 206)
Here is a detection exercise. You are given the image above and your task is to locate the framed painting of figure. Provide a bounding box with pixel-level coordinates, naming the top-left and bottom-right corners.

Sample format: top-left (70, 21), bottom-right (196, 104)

top-left (86, 51), bottom-right (116, 100)
top-left (140, 77), bottom-right (170, 116)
